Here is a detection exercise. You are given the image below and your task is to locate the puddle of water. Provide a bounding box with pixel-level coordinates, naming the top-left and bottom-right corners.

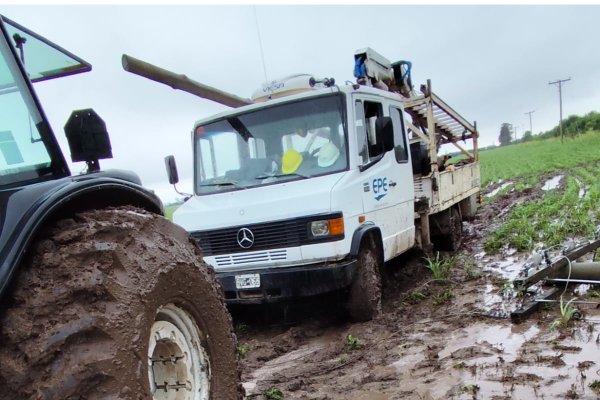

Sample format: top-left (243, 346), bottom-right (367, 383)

top-left (508, 323), bottom-right (600, 398)
top-left (559, 321), bottom-right (600, 366)
top-left (486, 182), bottom-right (513, 198)
top-left (574, 177), bottom-right (587, 199)
top-left (395, 320), bottom-right (600, 398)
top-left (437, 323), bottom-right (539, 362)
top-left (392, 322), bottom-right (543, 399)
top-left (542, 175), bottom-right (563, 191)
top-left (483, 256), bottom-right (524, 280)
top-left (243, 341), bottom-right (327, 394)
top-left (483, 283), bottom-right (511, 313)
top-left (575, 284), bottom-right (592, 295)
top-left (391, 350), bottom-right (425, 371)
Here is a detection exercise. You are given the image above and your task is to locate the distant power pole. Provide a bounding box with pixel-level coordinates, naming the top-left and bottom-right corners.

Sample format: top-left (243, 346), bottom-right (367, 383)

top-left (525, 110), bottom-right (535, 135)
top-left (549, 78), bottom-right (571, 143)
top-left (513, 125), bottom-right (518, 141)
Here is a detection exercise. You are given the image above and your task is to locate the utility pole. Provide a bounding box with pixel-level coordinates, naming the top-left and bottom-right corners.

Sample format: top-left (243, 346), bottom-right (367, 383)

top-left (513, 125), bottom-right (518, 142)
top-left (525, 110), bottom-right (535, 135)
top-left (549, 78), bottom-right (571, 143)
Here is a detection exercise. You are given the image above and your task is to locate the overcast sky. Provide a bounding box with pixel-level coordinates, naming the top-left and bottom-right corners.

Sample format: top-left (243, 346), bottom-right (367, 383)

top-left (2, 4), bottom-right (599, 203)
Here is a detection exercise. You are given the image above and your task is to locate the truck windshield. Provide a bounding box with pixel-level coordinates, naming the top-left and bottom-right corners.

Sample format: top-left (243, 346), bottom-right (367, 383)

top-left (0, 28), bottom-right (53, 185)
top-left (194, 94), bottom-right (347, 195)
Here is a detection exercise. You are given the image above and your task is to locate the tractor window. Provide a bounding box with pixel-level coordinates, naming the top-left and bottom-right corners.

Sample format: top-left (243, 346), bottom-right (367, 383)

top-left (3, 16), bottom-right (90, 83)
top-left (0, 29), bottom-right (53, 185)
top-left (390, 106), bottom-right (408, 163)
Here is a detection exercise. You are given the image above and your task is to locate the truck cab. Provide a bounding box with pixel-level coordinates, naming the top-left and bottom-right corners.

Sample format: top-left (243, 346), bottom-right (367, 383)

top-left (163, 48), bottom-right (481, 320)
top-left (173, 83), bottom-right (413, 312)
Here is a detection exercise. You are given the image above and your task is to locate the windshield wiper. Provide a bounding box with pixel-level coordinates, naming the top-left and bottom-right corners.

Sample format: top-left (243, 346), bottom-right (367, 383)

top-left (255, 172), bottom-right (308, 180)
top-left (199, 180), bottom-right (242, 188)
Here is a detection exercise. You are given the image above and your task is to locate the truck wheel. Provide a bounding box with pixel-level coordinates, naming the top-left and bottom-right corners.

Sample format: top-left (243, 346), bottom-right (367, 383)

top-left (441, 206), bottom-right (463, 251)
top-left (0, 207), bottom-right (242, 400)
top-left (431, 207), bottom-right (463, 251)
top-left (346, 241), bottom-right (382, 322)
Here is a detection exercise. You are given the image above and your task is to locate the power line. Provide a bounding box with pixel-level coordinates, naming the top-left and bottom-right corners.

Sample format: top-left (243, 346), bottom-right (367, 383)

top-left (253, 6), bottom-right (269, 84)
top-left (548, 78), bottom-right (571, 143)
top-left (525, 110), bottom-right (535, 135)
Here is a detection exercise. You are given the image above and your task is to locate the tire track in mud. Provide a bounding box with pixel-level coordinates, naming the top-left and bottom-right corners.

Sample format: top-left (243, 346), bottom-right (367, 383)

top-left (236, 188), bottom-right (600, 399)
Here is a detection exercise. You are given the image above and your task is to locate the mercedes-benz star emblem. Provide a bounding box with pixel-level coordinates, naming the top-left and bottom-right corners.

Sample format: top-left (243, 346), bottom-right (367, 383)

top-left (237, 228), bottom-right (255, 249)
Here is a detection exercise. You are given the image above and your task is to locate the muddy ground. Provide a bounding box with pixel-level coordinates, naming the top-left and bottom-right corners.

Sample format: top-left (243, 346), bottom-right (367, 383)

top-left (233, 184), bottom-right (600, 400)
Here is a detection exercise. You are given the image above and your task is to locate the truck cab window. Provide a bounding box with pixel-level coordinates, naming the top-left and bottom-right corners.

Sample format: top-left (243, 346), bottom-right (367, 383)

top-left (355, 101), bottom-right (368, 164)
top-left (196, 129), bottom-right (242, 181)
top-left (390, 107), bottom-right (408, 163)
top-left (355, 100), bottom-right (384, 165)
top-left (193, 94), bottom-right (348, 194)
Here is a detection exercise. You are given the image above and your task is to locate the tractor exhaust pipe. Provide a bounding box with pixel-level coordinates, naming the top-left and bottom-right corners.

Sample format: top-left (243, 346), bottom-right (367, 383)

top-left (121, 54), bottom-right (252, 108)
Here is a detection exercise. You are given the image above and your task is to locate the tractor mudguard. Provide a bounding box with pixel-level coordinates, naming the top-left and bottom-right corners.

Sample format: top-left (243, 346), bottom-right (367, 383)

top-left (0, 171), bottom-right (162, 300)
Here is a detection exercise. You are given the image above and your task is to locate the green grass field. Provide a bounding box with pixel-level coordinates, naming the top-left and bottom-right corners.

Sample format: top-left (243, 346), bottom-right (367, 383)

top-left (479, 132), bottom-right (600, 253)
top-left (479, 132), bottom-right (600, 186)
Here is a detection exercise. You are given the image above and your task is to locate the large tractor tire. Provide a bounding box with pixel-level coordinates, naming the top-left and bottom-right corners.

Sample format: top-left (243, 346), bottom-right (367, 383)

top-left (0, 207), bottom-right (243, 400)
top-left (346, 238), bottom-right (382, 322)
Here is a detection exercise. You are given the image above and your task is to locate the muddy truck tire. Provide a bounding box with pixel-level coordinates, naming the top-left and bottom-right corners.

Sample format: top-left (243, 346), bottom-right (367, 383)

top-left (0, 207), bottom-right (243, 400)
top-left (440, 206), bottom-right (463, 251)
top-left (432, 206), bottom-right (463, 252)
top-left (346, 239), bottom-right (382, 322)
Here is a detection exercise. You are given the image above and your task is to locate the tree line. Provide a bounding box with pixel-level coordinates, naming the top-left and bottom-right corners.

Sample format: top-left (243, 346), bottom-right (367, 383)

top-left (498, 111), bottom-right (600, 146)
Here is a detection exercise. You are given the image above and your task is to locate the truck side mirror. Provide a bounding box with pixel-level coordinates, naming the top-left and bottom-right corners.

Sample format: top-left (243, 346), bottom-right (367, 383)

top-left (375, 116), bottom-right (394, 153)
top-left (64, 108), bottom-right (112, 172)
top-left (164, 155), bottom-right (179, 184)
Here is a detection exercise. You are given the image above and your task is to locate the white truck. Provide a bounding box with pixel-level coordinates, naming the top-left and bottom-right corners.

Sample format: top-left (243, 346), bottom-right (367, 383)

top-left (123, 48), bottom-right (480, 321)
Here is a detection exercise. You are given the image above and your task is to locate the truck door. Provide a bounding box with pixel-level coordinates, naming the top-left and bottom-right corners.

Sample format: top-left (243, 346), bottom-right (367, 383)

top-left (354, 98), bottom-right (415, 261)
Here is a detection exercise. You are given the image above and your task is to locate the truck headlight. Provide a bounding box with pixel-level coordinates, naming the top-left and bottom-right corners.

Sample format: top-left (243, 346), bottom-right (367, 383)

top-left (310, 217), bottom-right (344, 238)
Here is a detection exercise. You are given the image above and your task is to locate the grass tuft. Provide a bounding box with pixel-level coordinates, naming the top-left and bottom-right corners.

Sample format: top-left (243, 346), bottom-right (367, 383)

top-left (424, 252), bottom-right (456, 280)
top-left (550, 296), bottom-right (578, 331)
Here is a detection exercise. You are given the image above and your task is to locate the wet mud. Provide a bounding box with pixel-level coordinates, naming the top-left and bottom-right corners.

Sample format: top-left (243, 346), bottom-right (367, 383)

top-left (236, 186), bottom-right (600, 399)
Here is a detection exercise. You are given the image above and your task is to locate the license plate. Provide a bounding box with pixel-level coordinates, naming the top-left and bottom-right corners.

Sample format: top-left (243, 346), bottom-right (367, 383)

top-left (235, 273), bottom-right (260, 289)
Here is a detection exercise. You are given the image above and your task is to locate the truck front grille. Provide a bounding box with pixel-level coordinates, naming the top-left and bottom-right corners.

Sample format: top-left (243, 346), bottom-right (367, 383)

top-left (214, 249), bottom-right (287, 267)
top-left (190, 213), bottom-right (342, 256)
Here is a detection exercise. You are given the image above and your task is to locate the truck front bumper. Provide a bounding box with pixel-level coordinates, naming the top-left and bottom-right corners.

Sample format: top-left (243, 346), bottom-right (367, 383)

top-left (217, 259), bottom-right (357, 304)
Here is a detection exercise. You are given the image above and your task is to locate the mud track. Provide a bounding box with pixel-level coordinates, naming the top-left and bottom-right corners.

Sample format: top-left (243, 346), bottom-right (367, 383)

top-left (235, 187), bottom-right (600, 400)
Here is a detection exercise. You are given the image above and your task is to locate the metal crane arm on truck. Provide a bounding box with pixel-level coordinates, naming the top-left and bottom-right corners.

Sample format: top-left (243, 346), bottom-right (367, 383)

top-left (402, 81), bottom-right (479, 163)
top-left (351, 47), bottom-right (479, 167)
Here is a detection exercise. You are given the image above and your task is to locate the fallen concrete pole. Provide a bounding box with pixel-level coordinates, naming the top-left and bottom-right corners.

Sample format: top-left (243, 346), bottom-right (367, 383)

top-left (513, 239), bottom-right (600, 287)
top-left (550, 261), bottom-right (600, 281)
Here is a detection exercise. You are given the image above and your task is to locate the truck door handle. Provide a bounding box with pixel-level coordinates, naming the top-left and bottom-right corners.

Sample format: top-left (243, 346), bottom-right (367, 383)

top-left (389, 181), bottom-right (397, 187)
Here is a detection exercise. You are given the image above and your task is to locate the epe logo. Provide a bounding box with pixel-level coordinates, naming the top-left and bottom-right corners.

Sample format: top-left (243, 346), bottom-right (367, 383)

top-left (373, 177), bottom-right (388, 201)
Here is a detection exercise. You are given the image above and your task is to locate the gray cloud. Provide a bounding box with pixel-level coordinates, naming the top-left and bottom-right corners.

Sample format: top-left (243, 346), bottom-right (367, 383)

top-left (3, 5), bottom-right (598, 202)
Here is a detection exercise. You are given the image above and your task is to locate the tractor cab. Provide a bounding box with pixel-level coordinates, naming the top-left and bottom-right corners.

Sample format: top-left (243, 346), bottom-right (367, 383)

top-left (0, 15), bottom-right (97, 188)
top-left (0, 15), bottom-right (162, 298)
